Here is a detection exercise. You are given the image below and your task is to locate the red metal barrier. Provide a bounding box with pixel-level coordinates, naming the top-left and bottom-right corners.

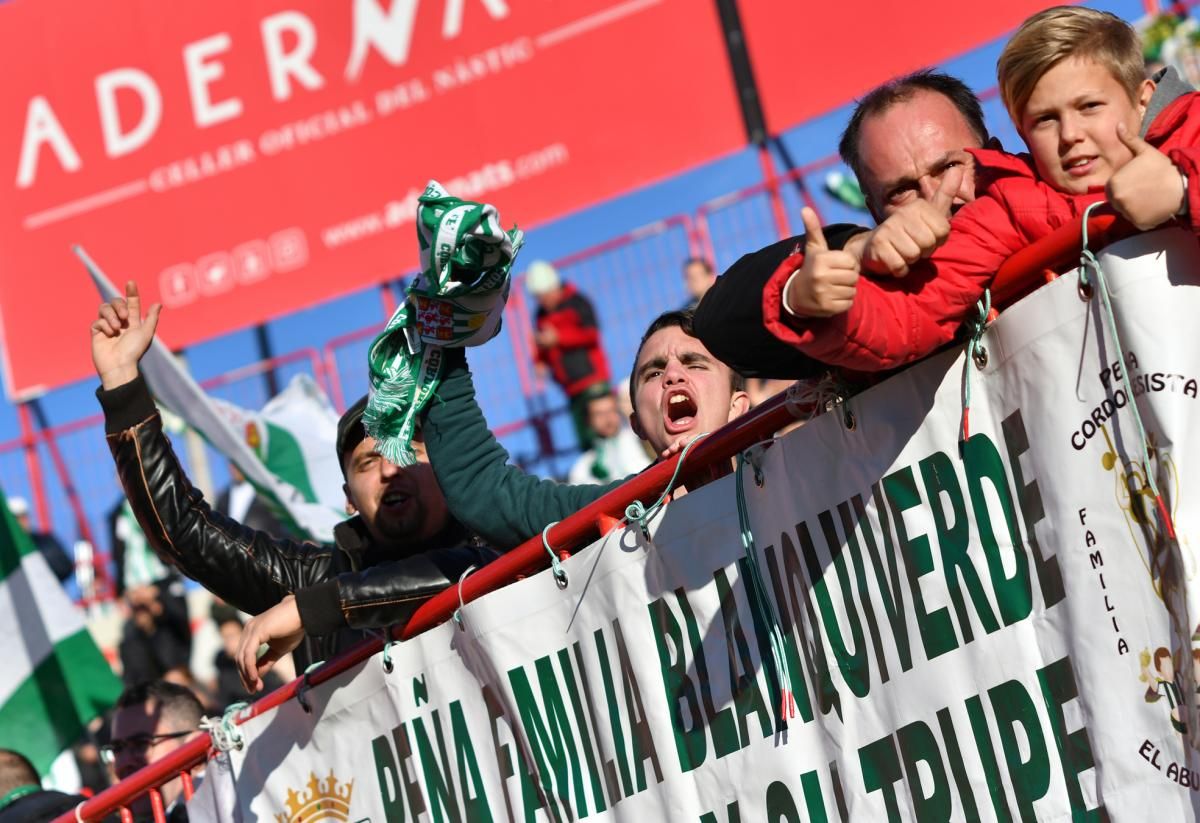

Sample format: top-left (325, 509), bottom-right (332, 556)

top-left (54, 210), bottom-right (1114, 822)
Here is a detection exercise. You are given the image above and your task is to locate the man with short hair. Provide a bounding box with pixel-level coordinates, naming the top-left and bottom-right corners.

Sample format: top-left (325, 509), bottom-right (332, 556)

top-left (567, 392), bottom-right (651, 485)
top-left (0, 749), bottom-right (84, 823)
top-left (420, 308), bottom-right (750, 550)
top-left (103, 680), bottom-right (204, 822)
top-left (91, 283), bottom-right (497, 690)
top-left (681, 257), bottom-right (717, 308)
top-left (694, 70), bottom-right (992, 378)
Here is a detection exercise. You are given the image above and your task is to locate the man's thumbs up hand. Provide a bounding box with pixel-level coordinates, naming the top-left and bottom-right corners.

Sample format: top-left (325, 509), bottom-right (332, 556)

top-left (861, 167), bottom-right (960, 277)
top-left (783, 208), bottom-right (861, 318)
top-left (1107, 121), bottom-right (1186, 230)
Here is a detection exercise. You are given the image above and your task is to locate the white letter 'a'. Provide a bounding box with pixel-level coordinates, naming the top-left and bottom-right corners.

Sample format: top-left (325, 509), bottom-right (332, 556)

top-left (16, 96), bottom-right (82, 189)
top-left (443, 0), bottom-right (510, 38)
top-left (262, 11), bottom-right (324, 101)
top-left (344, 0), bottom-right (419, 82)
top-left (96, 68), bottom-right (162, 158)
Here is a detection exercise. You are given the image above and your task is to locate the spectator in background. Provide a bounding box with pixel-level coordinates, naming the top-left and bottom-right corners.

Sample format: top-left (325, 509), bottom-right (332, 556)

top-left (525, 260), bottom-right (611, 451)
top-left (215, 463), bottom-right (299, 540)
top-left (103, 680), bottom-right (204, 822)
top-left (110, 497), bottom-right (193, 688)
top-left (7, 496), bottom-right (73, 583)
top-left (210, 610), bottom-right (282, 711)
top-left (681, 257), bottom-right (717, 309)
top-left (567, 392), bottom-right (651, 485)
top-left (0, 749), bottom-right (86, 823)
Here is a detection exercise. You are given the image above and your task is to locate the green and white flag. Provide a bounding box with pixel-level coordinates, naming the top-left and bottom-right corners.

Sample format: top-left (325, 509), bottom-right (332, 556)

top-left (0, 487), bottom-right (121, 775)
top-left (78, 247), bottom-right (346, 543)
top-left (209, 373), bottom-right (347, 535)
top-left (364, 180), bottom-right (523, 465)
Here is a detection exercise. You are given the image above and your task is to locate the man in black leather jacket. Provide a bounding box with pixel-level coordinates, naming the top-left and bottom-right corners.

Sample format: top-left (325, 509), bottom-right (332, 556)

top-left (92, 282), bottom-right (496, 690)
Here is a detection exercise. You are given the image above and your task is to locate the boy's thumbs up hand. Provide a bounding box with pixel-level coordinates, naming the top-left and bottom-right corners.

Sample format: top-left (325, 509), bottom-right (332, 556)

top-left (1107, 121), bottom-right (1185, 230)
top-left (783, 208), bottom-right (860, 319)
top-left (861, 166), bottom-right (961, 277)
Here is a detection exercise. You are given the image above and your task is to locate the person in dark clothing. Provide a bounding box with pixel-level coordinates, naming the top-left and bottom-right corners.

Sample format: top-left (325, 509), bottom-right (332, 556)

top-left (211, 613), bottom-right (283, 710)
top-left (7, 497), bottom-right (74, 583)
top-left (91, 281), bottom-right (498, 691)
top-left (525, 260), bottom-right (611, 450)
top-left (117, 577), bottom-right (193, 687)
top-left (693, 70), bottom-right (992, 378)
top-left (0, 749), bottom-right (86, 823)
top-left (104, 681), bottom-right (204, 822)
top-left (214, 463), bottom-right (301, 541)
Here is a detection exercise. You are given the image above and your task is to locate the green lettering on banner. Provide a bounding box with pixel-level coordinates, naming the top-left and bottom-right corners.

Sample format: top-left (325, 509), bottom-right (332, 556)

top-left (699, 800), bottom-right (742, 823)
top-left (1037, 655), bottom-right (1105, 821)
top-left (896, 720), bottom-right (951, 823)
top-left (571, 641), bottom-right (621, 806)
top-left (920, 450), bottom-right (999, 643)
top-left (594, 627), bottom-right (634, 798)
top-left (860, 733), bottom-right (904, 823)
top-left (373, 733), bottom-right (407, 823)
top-left (777, 530), bottom-right (842, 718)
top-left (965, 695), bottom-right (1013, 823)
top-left (962, 434), bottom-right (1033, 626)
top-left (449, 701), bottom-right (493, 823)
top-left (484, 684), bottom-right (539, 823)
top-left (806, 512), bottom-right (870, 698)
top-left (883, 466), bottom-right (958, 660)
top-left (508, 656), bottom-right (589, 822)
top-left (676, 586), bottom-right (741, 759)
top-left (936, 708), bottom-right (981, 823)
top-left (396, 724), bottom-right (429, 823)
top-left (765, 780), bottom-right (802, 822)
top-left (801, 769), bottom-right (830, 823)
top-left (612, 616), bottom-right (663, 790)
top-left (990, 679), bottom-right (1051, 822)
top-left (860, 486), bottom-right (914, 675)
top-left (714, 568), bottom-right (773, 747)
top-left (648, 595), bottom-right (707, 773)
top-left (838, 498), bottom-right (890, 685)
top-left (556, 647), bottom-right (609, 814)
top-left (1002, 409), bottom-right (1065, 607)
top-left (739, 556), bottom-right (789, 728)
top-left (413, 712), bottom-right (460, 823)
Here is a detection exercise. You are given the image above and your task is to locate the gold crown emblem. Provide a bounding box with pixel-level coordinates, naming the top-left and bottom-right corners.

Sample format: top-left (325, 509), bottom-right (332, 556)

top-left (274, 771), bottom-right (354, 823)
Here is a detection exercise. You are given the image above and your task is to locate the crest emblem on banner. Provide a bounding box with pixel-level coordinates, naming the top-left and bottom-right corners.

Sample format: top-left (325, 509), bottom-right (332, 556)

top-left (274, 772), bottom-right (358, 823)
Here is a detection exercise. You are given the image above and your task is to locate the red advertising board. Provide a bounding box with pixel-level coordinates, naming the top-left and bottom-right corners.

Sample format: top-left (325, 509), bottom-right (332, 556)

top-left (739, 0), bottom-right (1061, 135)
top-left (0, 0), bottom-right (744, 398)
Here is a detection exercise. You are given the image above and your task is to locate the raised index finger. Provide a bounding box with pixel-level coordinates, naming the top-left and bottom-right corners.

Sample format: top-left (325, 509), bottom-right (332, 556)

top-left (124, 281), bottom-right (141, 327)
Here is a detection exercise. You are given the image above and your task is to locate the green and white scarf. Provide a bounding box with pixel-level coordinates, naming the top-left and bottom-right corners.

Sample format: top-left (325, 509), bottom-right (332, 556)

top-left (364, 180), bottom-right (524, 464)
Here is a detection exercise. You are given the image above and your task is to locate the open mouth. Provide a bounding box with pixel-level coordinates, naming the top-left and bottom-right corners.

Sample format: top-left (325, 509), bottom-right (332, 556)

top-left (664, 390), bottom-right (698, 433)
top-left (381, 489), bottom-right (413, 510)
top-left (1063, 156), bottom-right (1096, 177)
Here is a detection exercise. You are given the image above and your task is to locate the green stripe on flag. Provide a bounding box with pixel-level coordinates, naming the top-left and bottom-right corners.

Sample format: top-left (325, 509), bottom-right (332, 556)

top-left (0, 629), bottom-right (122, 774)
top-left (0, 502), bottom-right (37, 578)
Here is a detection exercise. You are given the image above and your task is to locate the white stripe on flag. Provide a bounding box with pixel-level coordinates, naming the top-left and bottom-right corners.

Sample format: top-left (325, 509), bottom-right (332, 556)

top-left (0, 553), bottom-right (86, 707)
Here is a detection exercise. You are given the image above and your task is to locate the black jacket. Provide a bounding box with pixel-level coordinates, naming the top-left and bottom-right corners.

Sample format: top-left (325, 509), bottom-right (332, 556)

top-left (693, 225), bottom-right (868, 379)
top-left (98, 375), bottom-right (497, 669)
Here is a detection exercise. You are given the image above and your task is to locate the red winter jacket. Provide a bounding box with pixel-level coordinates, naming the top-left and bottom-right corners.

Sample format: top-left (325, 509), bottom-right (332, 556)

top-left (763, 92), bottom-right (1200, 371)
top-left (534, 283), bottom-right (610, 396)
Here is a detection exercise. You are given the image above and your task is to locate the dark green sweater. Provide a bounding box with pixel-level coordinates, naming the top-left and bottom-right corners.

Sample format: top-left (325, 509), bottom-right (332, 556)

top-left (423, 349), bottom-right (625, 550)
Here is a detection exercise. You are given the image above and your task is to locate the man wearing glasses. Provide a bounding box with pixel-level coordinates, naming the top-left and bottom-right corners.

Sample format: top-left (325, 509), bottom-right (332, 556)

top-left (102, 681), bottom-right (204, 821)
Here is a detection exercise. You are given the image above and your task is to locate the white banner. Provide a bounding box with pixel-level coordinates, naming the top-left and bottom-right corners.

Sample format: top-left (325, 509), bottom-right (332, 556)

top-left (192, 228), bottom-right (1200, 822)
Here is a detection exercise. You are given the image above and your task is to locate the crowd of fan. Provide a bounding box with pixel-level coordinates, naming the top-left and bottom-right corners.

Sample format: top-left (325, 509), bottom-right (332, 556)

top-left (7, 6), bottom-right (1200, 819)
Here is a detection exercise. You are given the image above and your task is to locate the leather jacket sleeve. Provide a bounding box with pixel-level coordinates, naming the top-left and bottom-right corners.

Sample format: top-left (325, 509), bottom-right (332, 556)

top-left (294, 544), bottom-right (501, 635)
top-left (98, 374), bottom-right (335, 616)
